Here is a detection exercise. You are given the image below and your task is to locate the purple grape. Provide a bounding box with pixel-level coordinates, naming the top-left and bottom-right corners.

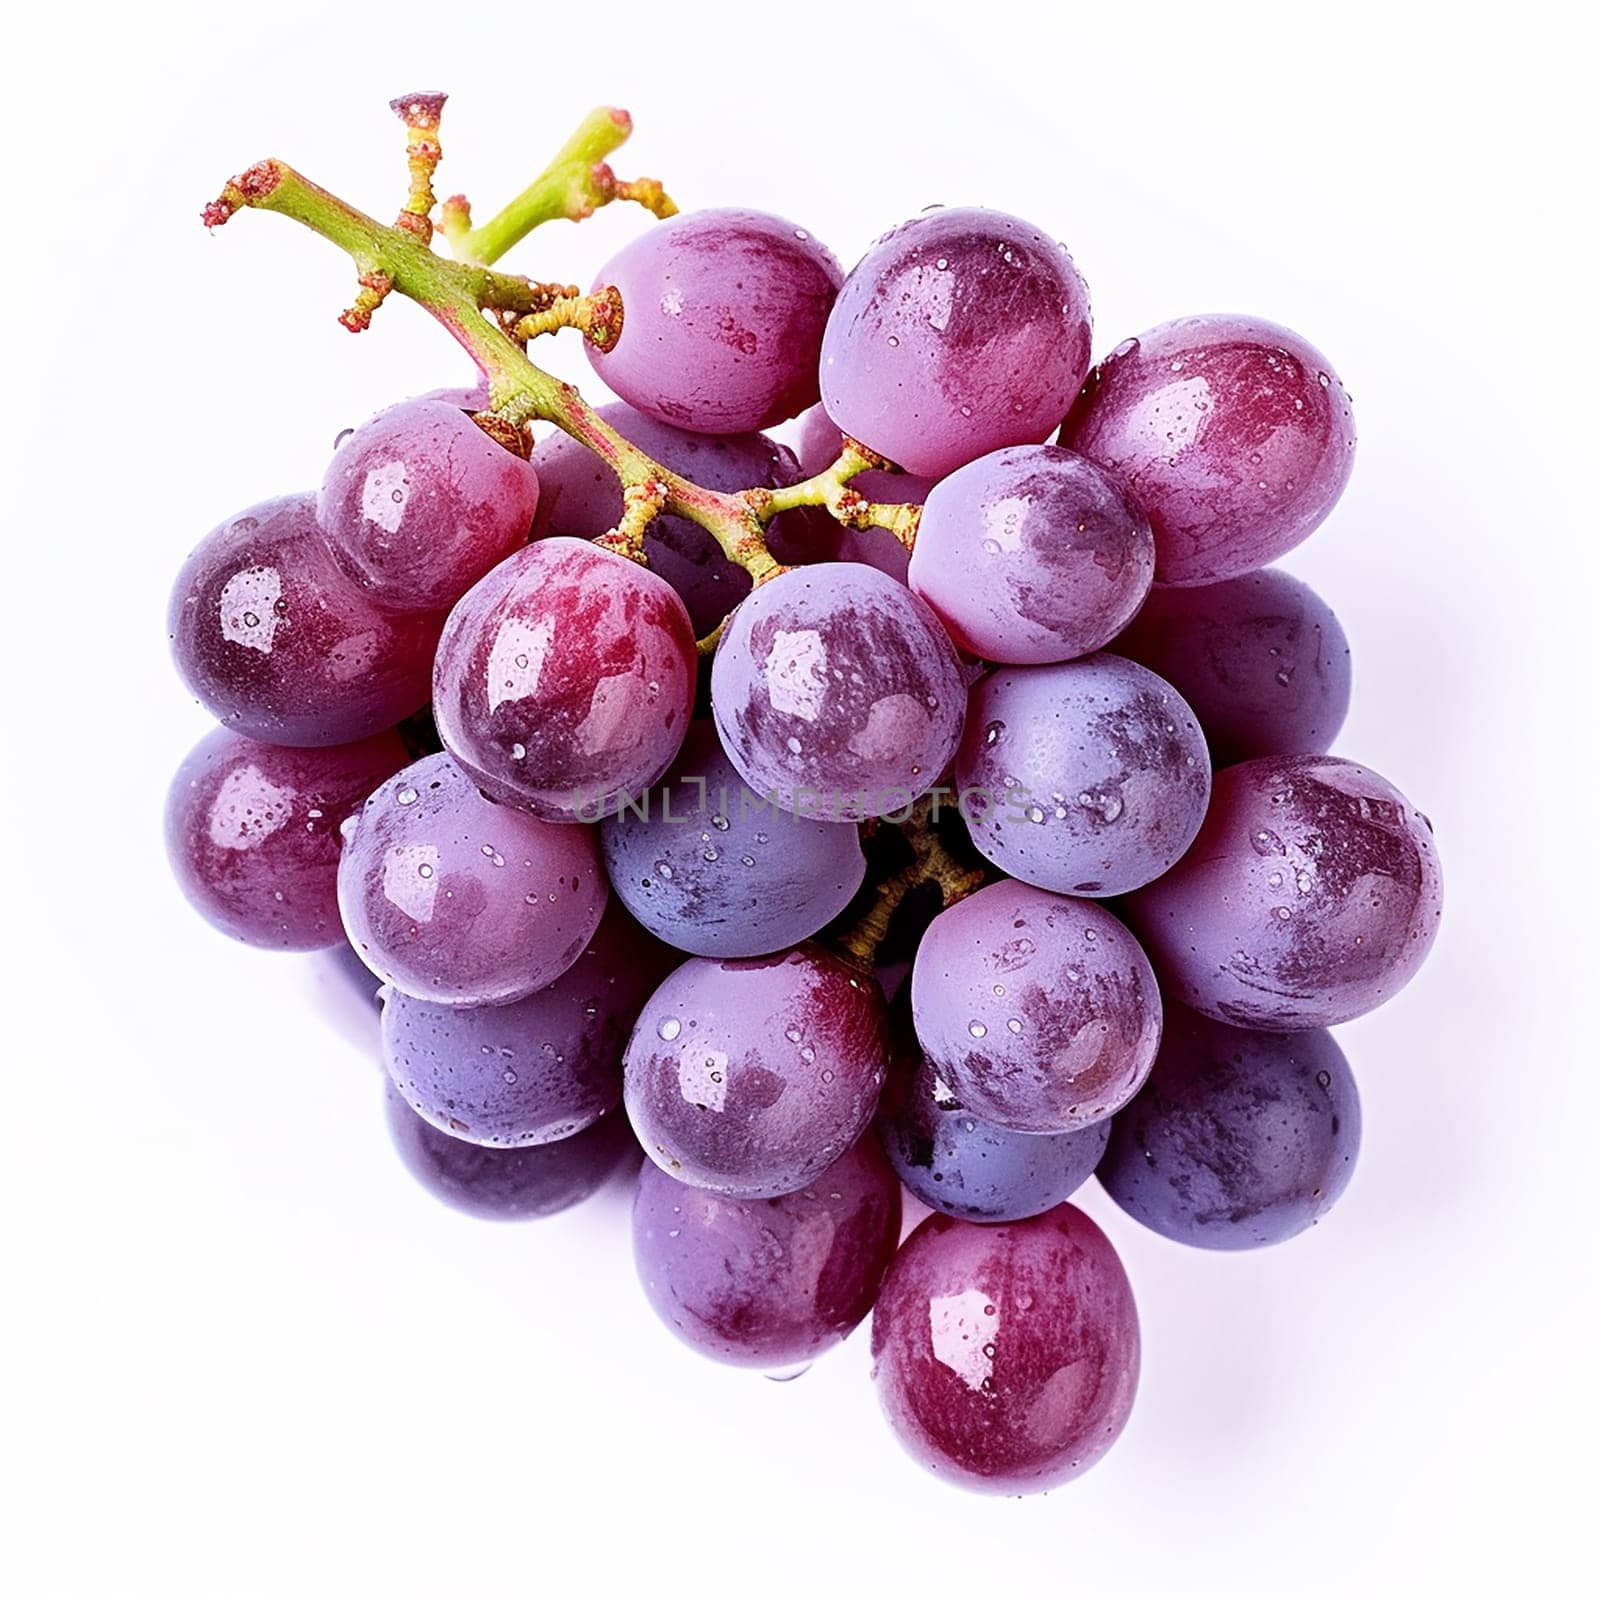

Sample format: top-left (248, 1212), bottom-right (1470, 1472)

top-left (386, 1091), bottom-right (638, 1221)
top-left (876, 1042), bottom-right (1110, 1222)
top-left (168, 495), bottom-right (439, 746)
top-left (529, 402), bottom-right (805, 633)
top-left (710, 563), bottom-right (966, 822)
top-left (1098, 1005), bottom-right (1360, 1248)
top-left (432, 538), bottom-right (697, 823)
top-left (910, 445), bottom-right (1154, 663)
top-left (820, 208), bottom-right (1092, 478)
top-left (623, 946), bottom-right (889, 1197)
top-left (380, 903), bottom-right (676, 1146)
top-left (600, 721), bottom-right (867, 957)
top-left (632, 1135), bottom-right (901, 1368)
top-left (317, 398), bottom-right (540, 614)
top-left (166, 726), bottom-right (408, 951)
top-left (1124, 755), bottom-right (1443, 1029)
top-left (954, 654), bottom-right (1211, 895)
top-left (337, 753), bottom-right (607, 1006)
top-left (1111, 568), bottom-right (1352, 764)
top-left (910, 881), bottom-right (1161, 1133)
top-left (870, 1204), bottom-right (1139, 1493)
top-left (587, 208), bottom-right (842, 434)
top-left (1061, 315), bottom-right (1357, 586)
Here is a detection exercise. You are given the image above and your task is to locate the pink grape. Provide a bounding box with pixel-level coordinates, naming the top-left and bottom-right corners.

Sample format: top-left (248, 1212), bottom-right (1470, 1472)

top-left (317, 398), bottom-right (540, 614)
top-left (910, 444), bottom-right (1155, 663)
top-left (587, 208), bottom-right (842, 434)
top-left (910, 881), bottom-right (1162, 1133)
top-left (632, 1135), bottom-right (901, 1369)
top-left (954, 654), bottom-right (1211, 895)
top-left (1098, 1005), bottom-right (1361, 1249)
top-left (166, 726), bottom-right (408, 951)
top-left (380, 903), bottom-right (677, 1146)
top-left (530, 402), bottom-right (803, 633)
top-left (819, 208), bottom-right (1092, 478)
top-left (870, 1204), bottom-right (1140, 1493)
top-left (432, 538), bottom-right (697, 823)
top-left (1061, 315), bottom-right (1357, 585)
top-left (1124, 754), bottom-right (1443, 1029)
top-left (1111, 567), bottom-right (1352, 764)
top-left (169, 495), bottom-right (439, 746)
top-left (623, 946), bottom-right (889, 1197)
top-left (710, 563), bottom-right (966, 821)
top-left (386, 1092), bottom-right (638, 1221)
top-left (337, 753), bottom-right (607, 1006)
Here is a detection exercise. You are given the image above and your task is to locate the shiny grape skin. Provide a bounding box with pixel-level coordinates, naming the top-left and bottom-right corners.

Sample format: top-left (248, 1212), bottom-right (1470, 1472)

top-left (337, 753), bottom-right (607, 1006)
top-left (910, 444), bottom-right (1155, 664)
top-left (380, 903), bottom-right (678, 1146)
top-left (870, 1204), bottom-right (1140, 1494)
top-left (1098, 1005), bottom-right (1361, 1249)
top-left (710, 563), bottom-right (967, 822)
top-left (600, 721), bottom-right (867, 957)
top-left (820, 208), bottom-right (1093, 478)
top-left (1061, 315), bottom-right (1357, 586)
top-left (632, 1134), bottom-right (902, 1368)
top-left (1111, 568), bottom-right (1352, 765)
top-left (954, 654), bottom-right (1211, 896)
top-left (432, 538), bottom-right (697, 823)
top-left (529, 402), bottom-right (804, 634)
top-left (623, 945), bottom-right (889, 1198)
top-left (317, 398), bottom-right (540, 614)
top-left (386, 1091), bottom-right (639, 1221)
top-left (587, 208), bottom-right (843, 434)
top-left (1124, 755), bottom-right (1443, 1029)
top-left (168, 495), bottom-right (440, 747)
top-left (876, 1044), bottom-right (1110, 1223)
top-left (166, 726), bottom-right (409, 951)
top-left (910, 881), bottom-right (1162, 1133)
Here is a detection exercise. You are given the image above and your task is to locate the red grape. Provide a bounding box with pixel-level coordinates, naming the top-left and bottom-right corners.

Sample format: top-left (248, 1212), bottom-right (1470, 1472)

top-left (1124, 755), bottom-right (1443, 1028)
top-left (623, 946), bottom-right (889, 1197)
top-left (587, 208), bottom-right (842, 434)
top-left (1111, 567), bottom-right (1352, 764)
top-left (871, 1204), bottom-right (1140, 1493)
top-left (432, 538), bottom-right (697, 822)
top-left (166, 726), bottom-right (408, 951)
top-left (632, 1135), bottom-right (901, 1368)
top-left (954, 654), bottom-right (1211, 895)
top-left (820, 208), bottom-right (1092, 477)
top-left (169, 495), bottom-right (439, 746)
top-left (1062, 315), bottom-right (1356, 585)
top-left (380, 903), bottom-right (676, 1145)
top-left (910, 444), bottom-right (1155, 663)
top-left (317, 398), bottom-right (540, 614)
top-left (910, 880), bottom-right (1161, 1132)
top-left (337, 753), bottom-right (607, 1006)
top-left (710, 563), bottom-right (966, 821)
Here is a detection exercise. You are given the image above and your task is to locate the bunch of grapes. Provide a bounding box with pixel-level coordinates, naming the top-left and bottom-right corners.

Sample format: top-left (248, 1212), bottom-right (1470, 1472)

top-left (168, 98), bottom-right (1442, 1496)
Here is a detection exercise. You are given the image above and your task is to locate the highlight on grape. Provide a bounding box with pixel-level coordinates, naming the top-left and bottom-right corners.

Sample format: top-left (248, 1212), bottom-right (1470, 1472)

top-left (167, 92), bottom-right (1443, 1495)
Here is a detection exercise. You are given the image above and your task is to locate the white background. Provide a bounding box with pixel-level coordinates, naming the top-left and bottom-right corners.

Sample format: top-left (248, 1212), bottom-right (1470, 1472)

top-left (5, 2), bottom-right (1594, 1593)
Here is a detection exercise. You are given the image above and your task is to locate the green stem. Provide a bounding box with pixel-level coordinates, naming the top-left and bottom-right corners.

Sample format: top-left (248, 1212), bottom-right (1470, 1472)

top-left (448, 107), bottom-right (673, 266)
top-left (208, 158), bottom-right (778, 582)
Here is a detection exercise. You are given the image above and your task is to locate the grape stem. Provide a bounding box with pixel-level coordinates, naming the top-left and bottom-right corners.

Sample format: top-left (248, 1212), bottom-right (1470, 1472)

top-left (202, 99), bottom-right (922, 605)
top-left (440, 106), bottom-right (679, 265)
top-left (835, 796), bottom-right (987, 970)
top-left (753, 440), bottom-right (923, 551)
